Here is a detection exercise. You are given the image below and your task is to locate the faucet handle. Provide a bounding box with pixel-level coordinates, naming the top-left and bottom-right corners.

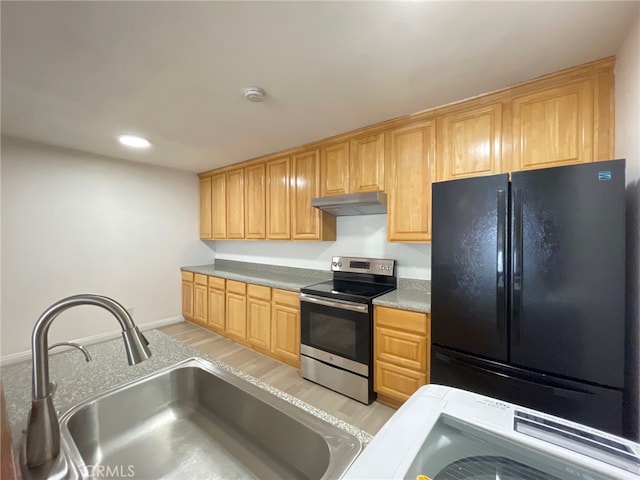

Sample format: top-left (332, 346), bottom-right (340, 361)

top-left (48, 341), bottom-right (92, 362)
top-left (49, 381), bottom-right (57, 396)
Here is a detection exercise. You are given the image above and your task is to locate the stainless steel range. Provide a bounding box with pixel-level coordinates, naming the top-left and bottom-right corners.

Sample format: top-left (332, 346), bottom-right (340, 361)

top-left (299, 256), bottom-right (396, 404)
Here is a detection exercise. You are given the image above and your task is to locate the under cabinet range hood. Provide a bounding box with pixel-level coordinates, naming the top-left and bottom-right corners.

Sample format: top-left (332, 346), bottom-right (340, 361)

top-left (311, 191), bottom-right (387, 216)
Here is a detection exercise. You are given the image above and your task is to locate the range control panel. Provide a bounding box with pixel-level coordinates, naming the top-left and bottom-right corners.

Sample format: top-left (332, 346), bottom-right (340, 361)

top-left (331, 256), bottom-right (395, 276)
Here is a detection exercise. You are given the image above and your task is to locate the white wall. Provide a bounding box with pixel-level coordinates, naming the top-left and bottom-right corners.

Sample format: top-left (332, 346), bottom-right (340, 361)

top-left (0, 137), bottom-right (213, 359)
top-left (614, 4), bottom-right (640, 440)
top-left (212, 214), bottom-right (431, 279)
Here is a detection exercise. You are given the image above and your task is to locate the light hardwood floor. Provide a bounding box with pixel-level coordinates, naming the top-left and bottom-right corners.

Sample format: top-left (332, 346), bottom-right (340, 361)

top-left (160, 321), bottom-right (396, 435)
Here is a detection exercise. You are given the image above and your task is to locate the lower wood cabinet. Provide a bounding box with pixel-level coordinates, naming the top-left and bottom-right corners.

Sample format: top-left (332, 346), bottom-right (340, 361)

top-left (270, 289), bottom-right (301, 368)
top-left (181, 271), bottom-right (194, 320)
top-left (374, 305), bottom-right (431, 408)
top-left (247, 284), bottom-right (272, 351)
top-left (192, 274), bottom-right (209, 325)
top-left (225, 280), bottom-right (248, 344)
top-left (207, 276), bottom-right (225, 333)
top-left (181, 271), bottom-right (301, 368)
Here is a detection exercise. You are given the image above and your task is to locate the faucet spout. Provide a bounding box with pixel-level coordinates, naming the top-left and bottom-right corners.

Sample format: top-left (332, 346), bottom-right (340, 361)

top-left (24, 294), bottom-right (152, 471)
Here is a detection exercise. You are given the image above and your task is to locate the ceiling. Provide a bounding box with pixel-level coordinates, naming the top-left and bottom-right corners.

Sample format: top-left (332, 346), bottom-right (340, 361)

top-left (1, 1), bottom-right (638, 173)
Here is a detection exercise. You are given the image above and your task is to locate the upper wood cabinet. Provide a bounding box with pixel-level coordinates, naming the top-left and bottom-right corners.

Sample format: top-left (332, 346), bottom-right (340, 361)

top-left (320, 141), bottom-right (350, 196)
top-left (319, 133), bottom-right (385, 197)
top-left (226, 168), bottom-right (245, 239)
top-left (199, 176), bottom-right (212, 239)
top-left (511, 79), bottom-right (595, 171)
top-left (211, 172), bottom-right (227, 239)
top-left (244, 163), bottom-right (266, 239)
top-left (386, 120), bottom-right (436, 242)
top-left (436, 103), bottom-right (503, 181)
top-left (291, 149), bottom-right (336, 241)
top-left (266, 156), bottom-right (291, 240)
top-left (350, 132), bottom-right (385, 193)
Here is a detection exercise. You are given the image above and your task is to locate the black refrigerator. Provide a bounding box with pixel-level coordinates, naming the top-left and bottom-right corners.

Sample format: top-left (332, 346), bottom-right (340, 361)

top-left (431, 159), bottom-right (627, 437)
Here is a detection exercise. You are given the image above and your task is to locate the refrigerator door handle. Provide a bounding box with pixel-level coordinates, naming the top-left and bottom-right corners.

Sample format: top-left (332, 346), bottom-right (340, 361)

top-left (435, 352), bottom-right (595, 399)
top-left (496, 189), bottom-right (507, 341)
top-left (512, 188), bottom-right (524, 344)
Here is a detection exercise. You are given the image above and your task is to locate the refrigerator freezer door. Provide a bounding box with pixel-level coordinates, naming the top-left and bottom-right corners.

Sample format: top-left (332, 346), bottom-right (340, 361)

top-left (432, 174), bottom-right (509, 361)
top-left (431, 346), bottom-right (624, 437)
top-left (510, 159), bottom-right (625, 388)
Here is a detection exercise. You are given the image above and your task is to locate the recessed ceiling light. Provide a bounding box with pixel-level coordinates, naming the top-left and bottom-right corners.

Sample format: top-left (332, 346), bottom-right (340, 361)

top-left (118, 134), bottom-right (151, 148)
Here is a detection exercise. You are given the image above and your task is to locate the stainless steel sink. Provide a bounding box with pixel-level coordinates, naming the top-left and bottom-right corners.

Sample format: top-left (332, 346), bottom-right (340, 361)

top-left (59, 357), bottom-right (362, 479)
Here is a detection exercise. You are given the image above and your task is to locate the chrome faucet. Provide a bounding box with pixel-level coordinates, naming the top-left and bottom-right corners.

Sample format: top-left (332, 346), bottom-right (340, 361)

top-left (23, 294), bottom-right (151, 473)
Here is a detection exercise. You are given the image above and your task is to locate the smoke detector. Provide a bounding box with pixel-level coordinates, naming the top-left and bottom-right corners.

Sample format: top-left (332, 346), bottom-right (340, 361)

top-left (243, 86), bottom-right (266, 102)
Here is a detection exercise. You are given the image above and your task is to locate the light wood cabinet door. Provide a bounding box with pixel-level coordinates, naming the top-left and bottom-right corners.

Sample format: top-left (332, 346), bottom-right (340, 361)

top-left (292, 149), bottom-right (321, 240)
top-left (292, 149), bottom-right (336, 241)
top-left (226, 168), bottom-right (245, 239)
top-left (375, 360), bottom-right (427, 403)
top-left (193, 283), bottom-right (208, 324)
top-left (320, 141), bottom-right (350, 196)
top-left (247, 297), bottom-right (271, 351)
top-left (437, 103), bottom-right (503, 181)
top-left (226, 291), bottom-right (247, 344)
top-left (511, 79), bottom-right (594, 171)
top-left (387, 120), bottom-right (436, 242)
top-left (266, 156), bottom-right (291, 240)
top-left (211, 173), bottom-right (227, 239)
top-left (181, 280), bottom-right (193, 320)
top-left (244, 163), bottom-right (266, 239)
top-left (208, 286), bottom-right (225, 333)
top-left (199, 176), bottom-right (212, 239)
top-left (350, 132), bottom-right (385, 193)
top-left (271, 292), bottom-right (300, 368)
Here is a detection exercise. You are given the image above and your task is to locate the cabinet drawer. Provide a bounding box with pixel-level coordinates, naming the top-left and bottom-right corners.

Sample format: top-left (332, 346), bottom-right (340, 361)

top-left (375, 327), bottom-right (428, 371)
top-left (247, 283), bottom-right (271, 300)
top-left (181, 271), bottom-right (194, 282)
top-left (272, 289), bottom-right (299, 308)
top-left (375, 306), bottom-right (428, 334)
top-left (226, 280), bottom-right (247, 295)
top-left (194, 274), bottom-right (208, 286)
top-left (208, 276), bottom-right (226, 290)
top-left (374, 360), bottom-right (427, 403)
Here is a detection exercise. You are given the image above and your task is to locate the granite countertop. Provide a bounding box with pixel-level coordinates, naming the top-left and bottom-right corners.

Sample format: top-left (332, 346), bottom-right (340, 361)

top-left (181, 259), bottom-right (331, 291)
top-left (373, 278), bottom-right (431, 313)
top-left (1, 330), bottom-right (372, 446)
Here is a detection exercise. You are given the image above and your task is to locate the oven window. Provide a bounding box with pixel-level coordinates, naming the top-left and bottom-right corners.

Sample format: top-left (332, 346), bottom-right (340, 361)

top-left (309, 312), bottom-right (357, 358)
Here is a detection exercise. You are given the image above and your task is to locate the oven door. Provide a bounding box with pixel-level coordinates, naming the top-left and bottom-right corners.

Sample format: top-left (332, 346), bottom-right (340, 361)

top-left (300, 293), bottom-right (370, 367)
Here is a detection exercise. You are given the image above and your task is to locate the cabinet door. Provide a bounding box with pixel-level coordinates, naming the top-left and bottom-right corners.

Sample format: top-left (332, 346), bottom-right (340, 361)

top-left (244, 163), bottom-right (266, 239)
top-left (226, 167), bottom-right (245, 239)
top-left (350, 133), bottom-right (385, 193)
top-left (199, 176), bottom-right (212, 239)
top-left (208, 287), bottom-right (225, 333)
top-left (292, 149), bottom-right (321, 240)
top-left (247, 297), bottom-right (271, 351)
top-left (193, 283), bottom-right (208, 324)
top-left (320, 141), bottom-right (350, 197)
top-left (266, 156), bottom-right (291, 240)
top-left (375, 360), bottom-right (427, 403)
top-left (271, 303), bottom-right (300, 368)
top-left (292, 149), bottom-right (336, 241)
top-left (387, 120), bottom-right (436, 242)
top-left (437, 103), bottom-right (503, 181)
top-left (181, 280), bottom-right (193, 320)
top-left (211, 173), bottom-right (227, 239)
top-left (226, 292), bottom-right (247, 344)
top-left (511, 79), bottom-right (594, 171)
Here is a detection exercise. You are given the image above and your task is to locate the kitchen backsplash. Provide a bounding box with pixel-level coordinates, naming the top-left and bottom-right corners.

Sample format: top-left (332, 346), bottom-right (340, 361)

top-left (205, 215), bottom-right (431, 280)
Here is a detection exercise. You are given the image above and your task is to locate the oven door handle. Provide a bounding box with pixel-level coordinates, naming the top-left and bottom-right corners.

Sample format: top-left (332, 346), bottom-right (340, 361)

top-left (299, 293), bottom-right (369, 313)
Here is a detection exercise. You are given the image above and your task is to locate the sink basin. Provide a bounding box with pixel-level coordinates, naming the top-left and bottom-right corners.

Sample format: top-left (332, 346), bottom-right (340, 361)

top-left (59, 357), bottom-right (362, 479)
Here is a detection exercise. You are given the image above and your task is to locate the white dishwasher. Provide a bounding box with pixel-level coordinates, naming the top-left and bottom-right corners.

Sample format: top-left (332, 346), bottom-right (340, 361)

top-left (342, 385), bottom-right (639, 480)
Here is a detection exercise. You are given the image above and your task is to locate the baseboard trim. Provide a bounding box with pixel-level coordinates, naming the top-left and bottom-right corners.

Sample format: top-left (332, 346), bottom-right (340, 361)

top-left (0, 316), bottom-right (185, 367)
